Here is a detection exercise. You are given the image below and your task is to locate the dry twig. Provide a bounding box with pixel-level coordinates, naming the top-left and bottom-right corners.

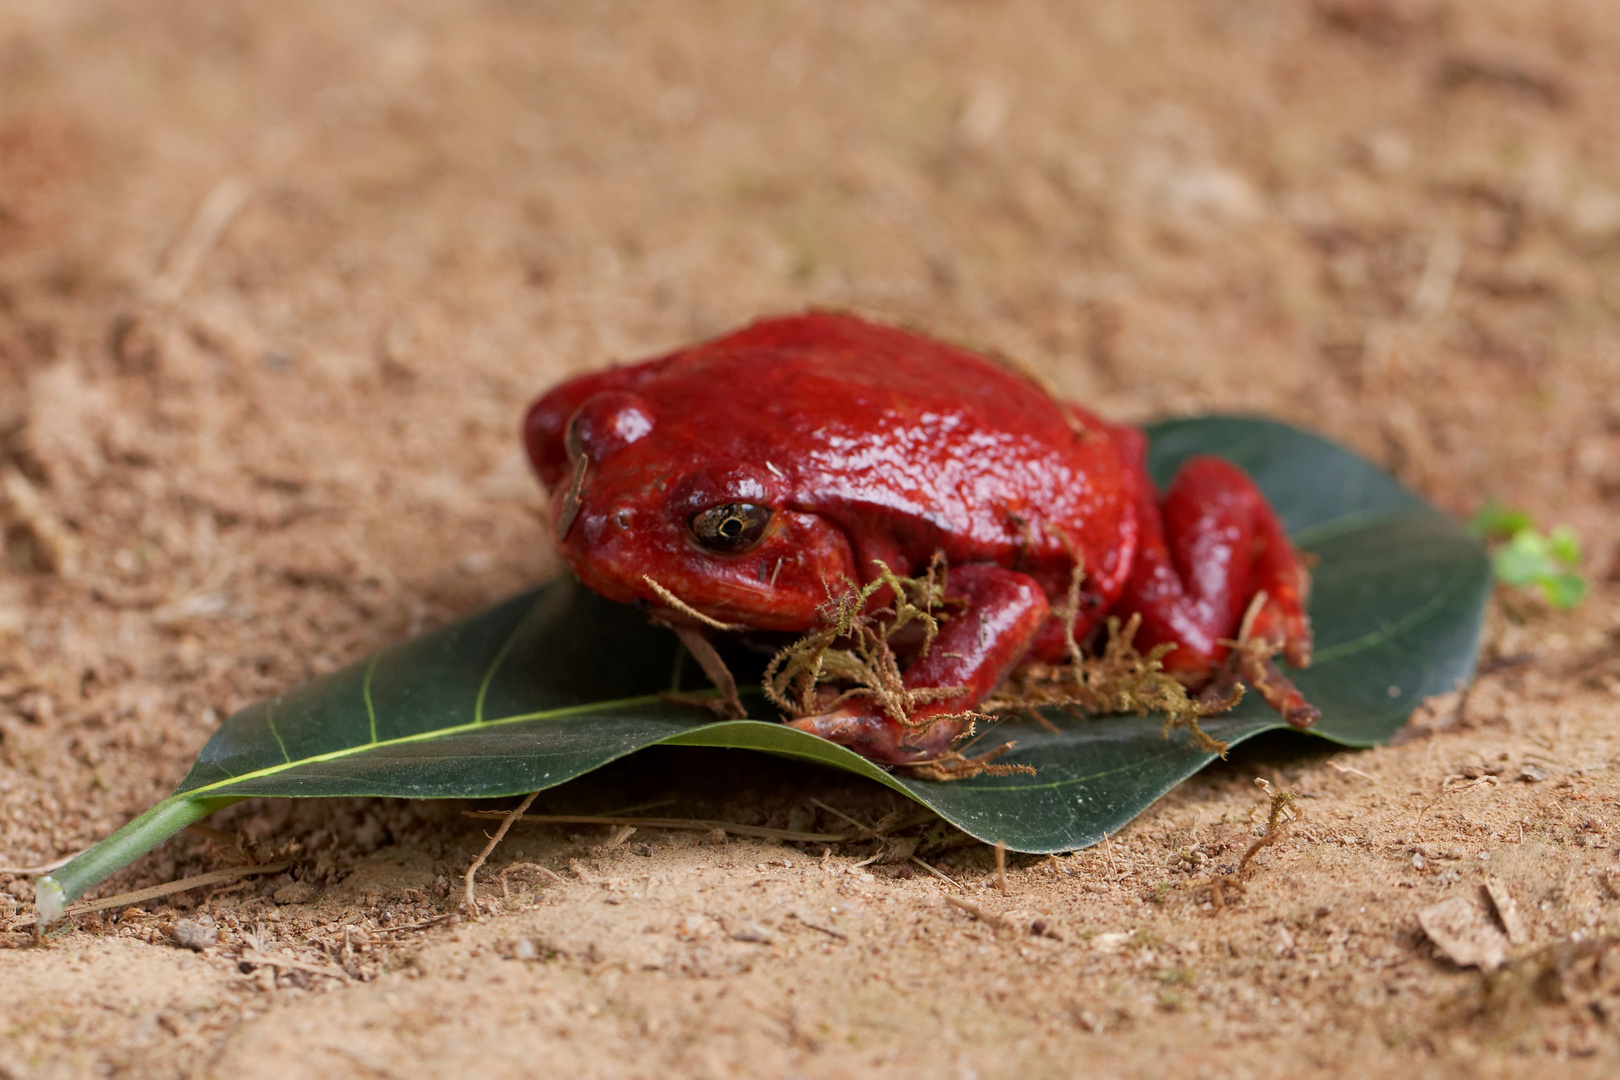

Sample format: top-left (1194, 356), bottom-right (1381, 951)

top-left (460, 810), bottom-right (851, 844)
top-left (1416, 774), bottom-right (1500, 824)
top-left (643, 575), bottom-right (743, 632)
top-left (790, 911), bottom-right (847, 939)
top-left (0, 852), bottom-right (76, 876)
top-left (149, 176), bottom-right (252, 307)
top-left (58, 860), bottom-right (293, 919)
top-left (946, 895), bottom-right (1017, 930)
top-left (238, 946), bottom-right (351, 983)
top-left (659, 620), bottom-right (746, 718)
top-left (463, 792), bottom-right (539, 919)
top-left (910, 855), bottom-right (965, 891)
top-left (498, 862), bottom-right (567, 900)
top-left (0, 467), bottom-right (79, 577)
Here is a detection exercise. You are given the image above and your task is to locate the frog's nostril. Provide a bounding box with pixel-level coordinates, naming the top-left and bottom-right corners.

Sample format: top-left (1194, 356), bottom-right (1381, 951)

top-left (613, 508), bottom-right (632, 529)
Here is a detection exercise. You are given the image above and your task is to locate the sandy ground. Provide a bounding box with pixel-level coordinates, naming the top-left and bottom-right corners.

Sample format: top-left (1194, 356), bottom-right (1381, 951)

top-left (3, 0), bottom-right (1620, 1075)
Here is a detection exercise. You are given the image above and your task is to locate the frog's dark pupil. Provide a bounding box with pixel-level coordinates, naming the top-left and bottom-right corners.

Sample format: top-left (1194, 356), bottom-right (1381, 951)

top-left (690, 503), bottom-right (771, 553)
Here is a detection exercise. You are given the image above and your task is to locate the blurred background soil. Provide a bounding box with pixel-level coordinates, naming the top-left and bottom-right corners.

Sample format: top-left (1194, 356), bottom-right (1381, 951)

top-left (2, 1), bottom-right (1619, 1076)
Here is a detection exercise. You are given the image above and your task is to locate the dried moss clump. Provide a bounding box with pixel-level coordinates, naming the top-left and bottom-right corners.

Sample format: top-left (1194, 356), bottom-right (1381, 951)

top-left (985, 553), bottom-right (1241, 755)
top-left (764, 555), bottom-right (959, 725)
top-left (764, 554), bottom-right (1247, 776)
top-left (985, 611), bottom-right (1239, 756)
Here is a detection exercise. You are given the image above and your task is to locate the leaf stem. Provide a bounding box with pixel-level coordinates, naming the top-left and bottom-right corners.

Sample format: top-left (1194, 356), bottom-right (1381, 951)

top-left (34, 793), bottom-right (243, 926)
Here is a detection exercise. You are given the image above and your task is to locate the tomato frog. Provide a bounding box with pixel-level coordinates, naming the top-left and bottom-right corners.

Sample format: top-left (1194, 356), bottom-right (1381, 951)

top-left (524, 313), bottom-right (1316, 766)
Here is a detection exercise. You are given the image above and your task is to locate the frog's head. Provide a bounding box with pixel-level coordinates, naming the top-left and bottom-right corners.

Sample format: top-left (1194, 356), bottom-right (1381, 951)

top-left (524, 382), bottom-right (855, 632)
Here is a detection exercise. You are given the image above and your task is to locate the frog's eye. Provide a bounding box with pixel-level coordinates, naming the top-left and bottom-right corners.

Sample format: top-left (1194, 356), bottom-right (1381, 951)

top-left (689, 503), bottom-right (772, 553)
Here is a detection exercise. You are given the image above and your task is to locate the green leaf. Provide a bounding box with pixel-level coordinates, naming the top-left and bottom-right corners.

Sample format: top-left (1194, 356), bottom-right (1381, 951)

top-left (1473, 511), bottom-right (1585, 609)
top-left (1468, 500), bottom-right (1533, 540)
top-left (1537, 571), bottom-right (1588, 610)
top-left (37, 417), bottom-right (1491, 921)
top-left (1548, 525), bottom-right (1582, 567)
top-left (1494, 529), bottom-right (1556, 585)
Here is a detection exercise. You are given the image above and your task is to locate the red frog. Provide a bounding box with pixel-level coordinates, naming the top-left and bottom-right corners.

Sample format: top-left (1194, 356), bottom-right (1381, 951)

top-left (524, 313), bottom-right (1316, 765)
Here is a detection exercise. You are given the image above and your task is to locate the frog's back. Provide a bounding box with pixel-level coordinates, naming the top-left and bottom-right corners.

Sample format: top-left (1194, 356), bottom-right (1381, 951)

top-left (646, 313), bottom-right (1137, 595)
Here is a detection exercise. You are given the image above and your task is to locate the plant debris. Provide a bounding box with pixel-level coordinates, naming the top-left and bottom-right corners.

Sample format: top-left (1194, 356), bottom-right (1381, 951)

top-left (1469, 501), bottom-right (1588, 609)
top-left (1419, 895), bottom-right (1510, 972)
top-left (462, 792), bottom-right (539, 920)
top-left (986, 611), bottom-right (1239, 756)
top-left (764, 554), bottom-right (1247, 774)
top-left (1204, 780), bottom-right (1300, 912)
top-left (1484, 878), bottom-right (1529, 946)
top-left (1472, 935), bottom-right (1620, 1022)
top-left (764, 554), bottom-right (966, 725)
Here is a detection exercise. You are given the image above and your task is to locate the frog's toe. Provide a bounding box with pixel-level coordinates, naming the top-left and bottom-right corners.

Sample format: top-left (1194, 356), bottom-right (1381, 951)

top-left (1237, 651), bottom-right (1319, 729)
top-left (786, 707), bottom-right (943, 765)
top-left (787, 707), bottom-right (875, 744)
top-left (1246, 594), bottom-right (1313, 670)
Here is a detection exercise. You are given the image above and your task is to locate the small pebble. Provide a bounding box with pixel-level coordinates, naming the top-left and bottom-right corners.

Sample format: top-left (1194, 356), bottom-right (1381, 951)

top-left (170, 919), bottom-right (218, 952)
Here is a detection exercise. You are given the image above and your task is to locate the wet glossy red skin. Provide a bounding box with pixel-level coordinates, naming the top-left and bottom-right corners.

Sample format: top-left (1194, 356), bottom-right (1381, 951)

top-left (525, 313), bottom-right (1314, 765)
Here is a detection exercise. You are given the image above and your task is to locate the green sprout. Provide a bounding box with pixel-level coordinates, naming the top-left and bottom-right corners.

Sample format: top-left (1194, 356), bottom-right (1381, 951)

top-left (1468, 502), bottom-right (1587, 609)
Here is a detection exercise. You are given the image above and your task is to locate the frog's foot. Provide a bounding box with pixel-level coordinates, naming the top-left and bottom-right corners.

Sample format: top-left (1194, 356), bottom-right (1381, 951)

top-left (1118, 453), bottom-right (1317, 726)
top-left (1201, 642), bottom-right (1319, 729)
top-left (1244, 652), bottom-right (1319, 729)
top-left (1239, 580), bottom-right (1313, 671)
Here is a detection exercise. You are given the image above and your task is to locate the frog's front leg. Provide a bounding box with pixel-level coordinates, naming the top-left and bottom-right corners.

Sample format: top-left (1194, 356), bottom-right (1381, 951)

top-left (788, 564), bottom-right (1049, 765)
top-left (1118, 455), bottom-right (1318, 727)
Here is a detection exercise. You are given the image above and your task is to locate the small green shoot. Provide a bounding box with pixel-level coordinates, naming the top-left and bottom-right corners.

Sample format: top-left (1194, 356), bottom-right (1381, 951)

top-left (1469, 502), bottom-right (1587, 609)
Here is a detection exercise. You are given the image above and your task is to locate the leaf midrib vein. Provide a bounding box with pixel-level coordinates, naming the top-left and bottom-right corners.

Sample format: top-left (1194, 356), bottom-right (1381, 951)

top-left (180, 693), bottom-right (671, 797)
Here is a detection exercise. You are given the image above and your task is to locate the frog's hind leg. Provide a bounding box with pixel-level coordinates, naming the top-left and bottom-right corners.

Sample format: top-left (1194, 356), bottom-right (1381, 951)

top-left (1118, 456), bottom-right (1317, 727)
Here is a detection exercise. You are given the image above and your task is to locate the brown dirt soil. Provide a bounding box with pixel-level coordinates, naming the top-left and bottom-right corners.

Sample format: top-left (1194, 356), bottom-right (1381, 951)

top-left (3, 0), bottom-right (1620, 1076)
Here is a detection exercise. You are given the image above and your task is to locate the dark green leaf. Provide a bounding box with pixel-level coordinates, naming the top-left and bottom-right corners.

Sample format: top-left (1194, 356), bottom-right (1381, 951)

top-left (36, 417), bottom-right (1491, 921)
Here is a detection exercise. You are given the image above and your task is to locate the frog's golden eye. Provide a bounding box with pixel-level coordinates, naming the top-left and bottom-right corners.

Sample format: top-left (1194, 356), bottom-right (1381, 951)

top-left (689, 503), bottom-right (772, 553)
